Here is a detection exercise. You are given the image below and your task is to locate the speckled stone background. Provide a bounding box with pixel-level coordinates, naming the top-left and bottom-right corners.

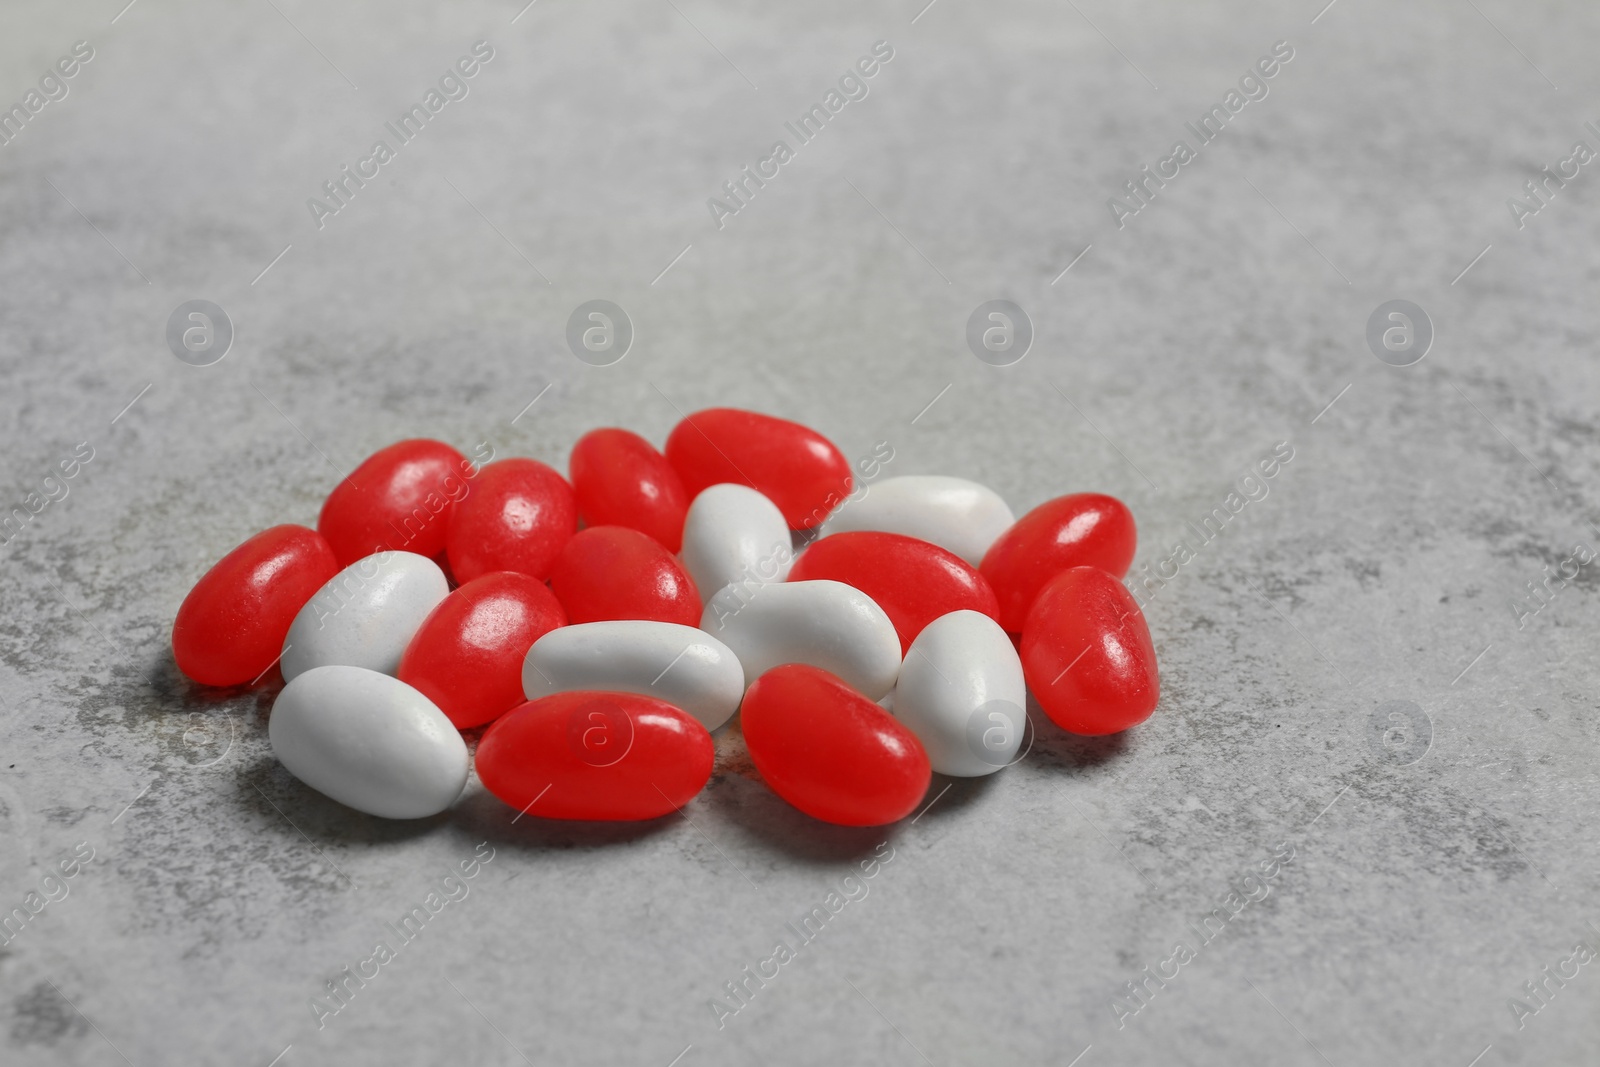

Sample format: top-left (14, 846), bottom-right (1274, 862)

top-left (1, 0), bottom-right (1597, 1064)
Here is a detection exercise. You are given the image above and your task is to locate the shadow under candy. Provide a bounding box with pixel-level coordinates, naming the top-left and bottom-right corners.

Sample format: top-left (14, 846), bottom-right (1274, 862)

top-left (1023, 693), bottom-right (1134, 770)
top-left (915, 768), bottom-right (1002, 821)
top-left (133, 650), bottom-right (282, 775)
top-left (237, 756), bottom-right (447, 847)
top-left (450, 781), bottom-right (678, 850)
top-left (144, 646), bottom-right (285, 714)
top-left (701, 767), bottom-right (902, 867)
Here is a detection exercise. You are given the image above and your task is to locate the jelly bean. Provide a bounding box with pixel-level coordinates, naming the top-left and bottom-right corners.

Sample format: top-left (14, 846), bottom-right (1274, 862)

top-left (398, 572), bottom-right (567, 730)
top-left (280, 551), bottom-right (449, 682)
top-left (820, 475), bottom-right (1015, 567)
top-left (892, 610), bottom-right (1026, 776)
top-left (1021, 566), bottom-right (1158, 735)
top-left (269, 665), bottom-right (470, 819)
top-left (664, 408), bottom-right (851, 529)
top-left (522, 621), bottom-right (743, 732)
top-left (742, 664), bottom-right (930, 826)
top-left (172, 524), bottom-right (340, 687)
top-left (476, 691), bottom-right (714, 821)
top-left (787, 531), bottom-right (1000, 654)
top-left (548, 526), bottom-right (700, 626)
top-left (318, 439), bottom-right (472, 567)
top-left (702, 579), bottom-right (900, 699)
top-left (445, 457), bottom-right (577, 583)
top-left (680, 483), bottom-right (792, 604)
top-left (981, 493), bottom-right (1137, 632)
top-left (569, 428), bottom-right (689, 552)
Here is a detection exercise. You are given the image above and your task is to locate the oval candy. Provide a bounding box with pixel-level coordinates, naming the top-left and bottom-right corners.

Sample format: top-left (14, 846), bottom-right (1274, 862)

top-left (522, 621), bottom-right (744, 732)
top-left (172, 525), bottom-right (340, 687)
top-left (679, 483), bottom-right (793, 605)
top-left (476, 691), bottom-right (714, 821)
top-left (664, 408), bottom-right (851, 529)
top-left (893, 610), bottom-right (1026, 776)
top-left (701, 579), bottom-right (901, 699)
top-left (981, 492), bottom-right (1137, 632)
top-left (820, 475), bottom-right (1014, 567)
top-left (787, 531), bottom-right (1000, 654)
top-left (398, 571), bottom-right (567, 729)
top-left (446, 457), bottom-right (578, 584)
top-left (1021, 566), bottom-right (1159, 736)
top-left (742, 664), bottom-right (931, 826)
top-left (570, 428), bottom-right (689, 552)
top-left (318, 439), bottom-right (472, 567)
top-left (280, 551), bottom-right (449, 682)
top-left (269, 665), bottom-right (469, 819)
top-left (548, 526), bottom-right (700, 626)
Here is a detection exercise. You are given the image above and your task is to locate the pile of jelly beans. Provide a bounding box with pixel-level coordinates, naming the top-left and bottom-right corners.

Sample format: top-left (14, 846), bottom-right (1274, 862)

top-left (172, 408), bottom-right (1159, 826)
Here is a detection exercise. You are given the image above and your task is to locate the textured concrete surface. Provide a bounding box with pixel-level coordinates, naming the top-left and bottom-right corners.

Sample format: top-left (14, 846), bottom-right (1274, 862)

top-left (1, 1), bottom-right (1598, 1064)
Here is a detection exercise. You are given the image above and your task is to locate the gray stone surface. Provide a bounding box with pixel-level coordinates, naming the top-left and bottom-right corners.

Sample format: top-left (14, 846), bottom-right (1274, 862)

top-left (1, 0), bottom-right (1597, 1063)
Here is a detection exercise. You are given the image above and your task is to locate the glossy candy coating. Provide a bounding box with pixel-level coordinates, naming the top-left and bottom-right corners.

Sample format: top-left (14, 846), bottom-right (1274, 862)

top-left (269, 665), bottom-right (469, 819)
top-left (398, 572), bottom-right (567, 729)
top-left (788, 531), bottom-right (1000, 654)
top-left (664, 408), bottom-right (851, 529)
top-left (318, 439), bottom-right (471, 567)
top-left (476, 691), bottom-right (714, 821)
top-left (702, 579), bottom-right (901, 699)
top-left (445, 458), bottom-right (578, 584)
top-left (548, 526), bottom-right (700, 626)
top-left (1021, 566), bottom-right (1159, 735)
top-left (820, 475), bottom-right (1015, 567)
top-left (741, 664), bottom-right (931, 826)
top-left (522, 621), bottom-right (744, 732)
top-left (172, 524), bottom-right (340, 687)
top-left (981, 493), bottom-right (1137, 632)
top-left (893, 610), bottom-right (1026, 776)
top-left (680, 483), bottom-right (792, 604)
top-left (280, 551), bottom-right (449, 682)
top-left (570, 428), bottom-right (689, 552)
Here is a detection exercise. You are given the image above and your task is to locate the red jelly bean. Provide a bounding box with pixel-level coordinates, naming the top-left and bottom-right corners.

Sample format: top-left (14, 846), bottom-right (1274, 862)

top-left (445, 458), bottom-right (577, 584)
top-left (476, 691), bottom-right (714, 821)
top-left (664, 408), bottom-right (851, 530)
top-left (741, 664), bottom-right (931, 826)
top-left (548, 526), bottom-right (700, 626)
top-left (319, 439), bottom-right (471, 567)
top-left (787, 531), bottom-right (1000, 653)
top-left (1021, 566), bottom-right (1158, 736)
top-left (570, 428), bottom-right (689, 552)
top-left (397, 572), bottom-right (567, 730)
top-left (172, 525), bottom-right (340, 687)
top-left (981, 492), bottom-right (1137, 632)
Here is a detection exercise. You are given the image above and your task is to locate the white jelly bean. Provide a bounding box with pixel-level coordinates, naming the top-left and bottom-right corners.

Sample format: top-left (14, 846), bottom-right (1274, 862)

top-left (522, 621), bottom-right (745, 732)
top-left (280, 551), bottom-right (448, 682)
top-left (681, 484), bottom-right (793, 605)
top-left (893, 610), bottom-right (1026, 776)
top-left (269, 665), bottom-right (469, 818)
top-left (702, 579), bottom-right (900, 699)
top-left (819, 475), bottom-right (1015, 566)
